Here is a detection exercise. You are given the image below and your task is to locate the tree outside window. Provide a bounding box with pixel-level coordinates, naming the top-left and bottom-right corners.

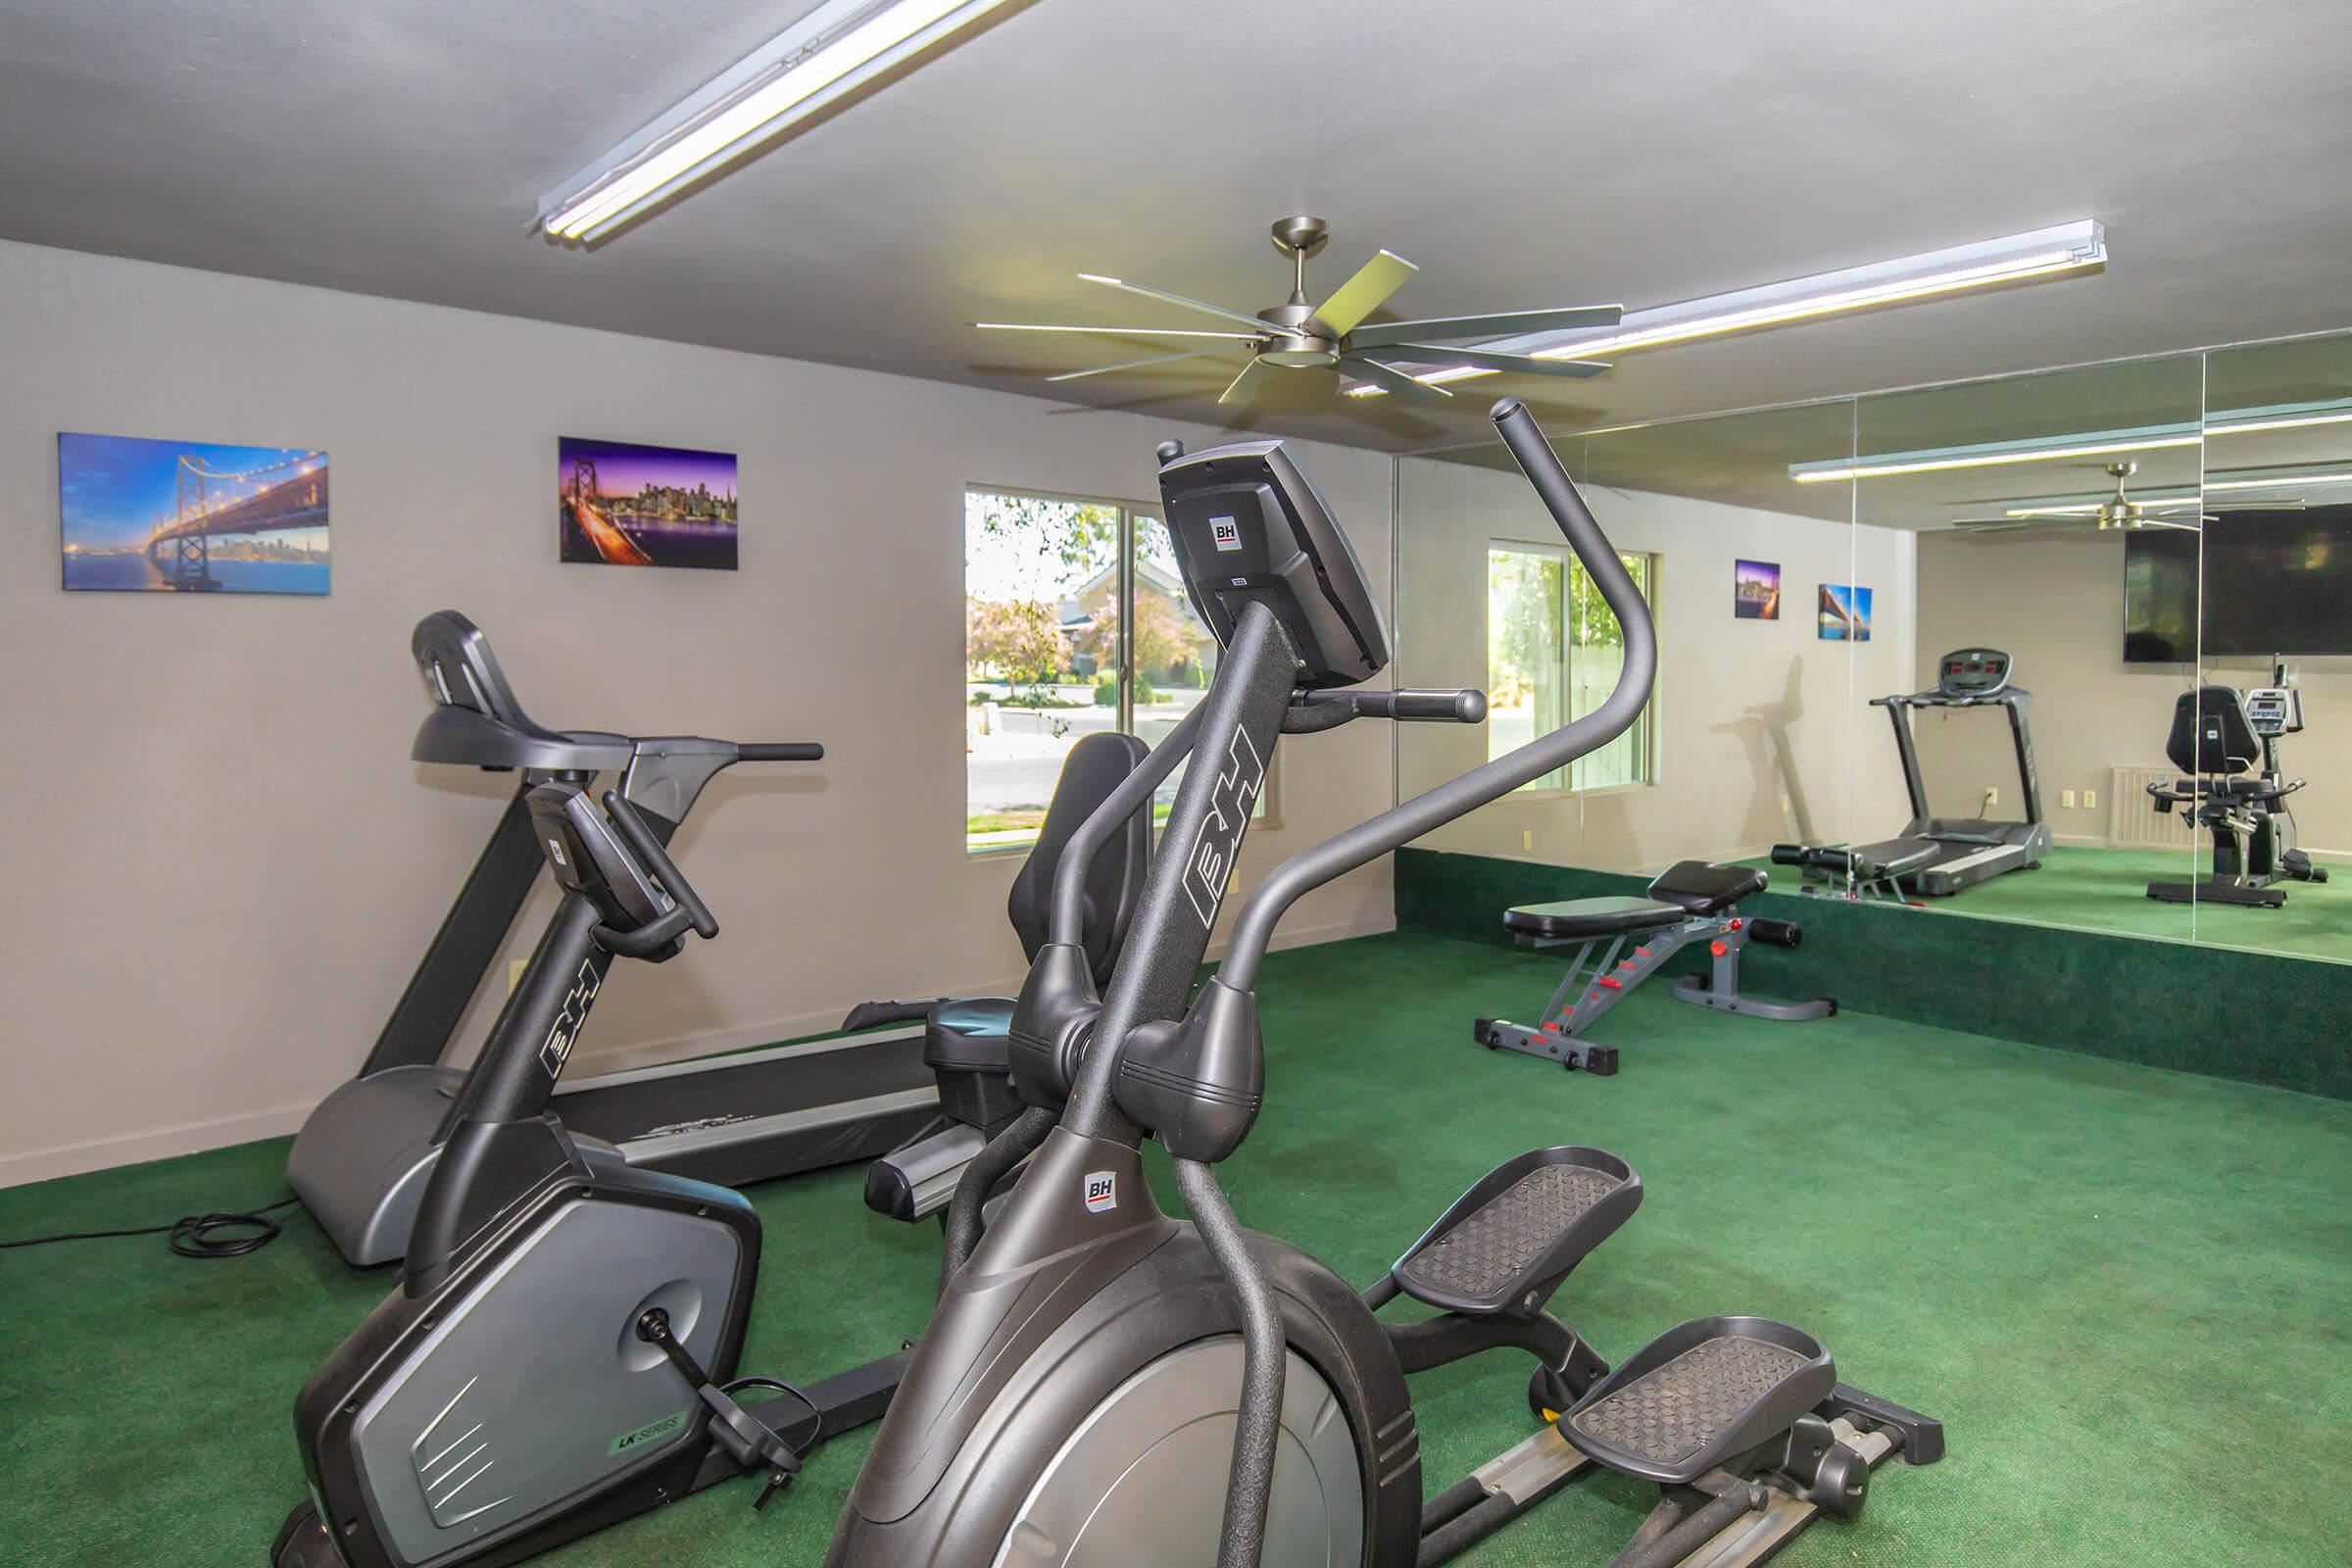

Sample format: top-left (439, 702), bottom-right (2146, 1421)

top-left (1487, 544), bottom-right (1655, 791)
top-left (965, 491), bottom-right (1223, 854)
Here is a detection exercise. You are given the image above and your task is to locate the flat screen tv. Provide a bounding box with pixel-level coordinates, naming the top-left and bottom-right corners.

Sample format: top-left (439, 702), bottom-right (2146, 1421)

top-left (2123, 504), bottom-right (2352, 662)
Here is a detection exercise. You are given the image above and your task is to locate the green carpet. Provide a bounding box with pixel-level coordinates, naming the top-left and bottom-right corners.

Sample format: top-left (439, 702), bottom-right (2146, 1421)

top-left (5, 931), bottom-right (2349, 1567)
top-left (1743, 843), bottom-right (2352, 964)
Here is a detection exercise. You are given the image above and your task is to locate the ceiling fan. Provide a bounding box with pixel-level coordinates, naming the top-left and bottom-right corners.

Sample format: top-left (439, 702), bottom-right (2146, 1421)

top-left (1952, 461), bottom-right (2302, 535)
top-left (977, 216), bottom-right (1624, 404)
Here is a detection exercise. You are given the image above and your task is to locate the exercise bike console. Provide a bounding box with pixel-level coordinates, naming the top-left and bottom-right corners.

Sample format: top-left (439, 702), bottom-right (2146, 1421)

top-left (528, 786), bottom-right (667, 931)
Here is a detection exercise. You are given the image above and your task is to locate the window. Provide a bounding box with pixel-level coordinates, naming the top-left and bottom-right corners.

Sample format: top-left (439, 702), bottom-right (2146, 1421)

top-left (1486, 544), bottom-right (1656, 791)
top-left (964, 489), bottom-right (1222, 855)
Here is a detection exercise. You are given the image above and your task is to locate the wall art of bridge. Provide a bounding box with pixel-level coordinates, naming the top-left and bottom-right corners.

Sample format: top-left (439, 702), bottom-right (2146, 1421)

top-left (144, 453), bottom-right (329, 590)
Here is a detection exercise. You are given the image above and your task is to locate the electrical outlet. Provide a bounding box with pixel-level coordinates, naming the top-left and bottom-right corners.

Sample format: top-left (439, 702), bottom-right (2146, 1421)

top-left (2061, 789), bottom-right (2077, 809)
top-left (1522, 828), bottom-right (1534, 853)
top-left (509, 957), bottom-right (528, 994)
top-left (2083, 789), bottom-right (2097, 809)
top-left (1984, 787), bottom-right (1999, 808)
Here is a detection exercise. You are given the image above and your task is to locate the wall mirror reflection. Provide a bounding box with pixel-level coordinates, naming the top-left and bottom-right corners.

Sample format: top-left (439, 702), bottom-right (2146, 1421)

top-left (1842, 352), bottom-right (2208, 941)
top-left (1395, 400), bottom-right (1874, 891)
top-left (2188, 331), bottom-right (2352, 962)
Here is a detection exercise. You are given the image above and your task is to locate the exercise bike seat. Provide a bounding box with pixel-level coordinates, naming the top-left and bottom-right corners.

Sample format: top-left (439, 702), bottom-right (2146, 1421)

top-left (1563, 1316), bottom-right (1838, 1485)
top-left (924, 998), bottom-right (1015, 1074)
top-left (1645, 860), bottom-right (1766, 916)
top-left (1391, 1148), bottom-right (1642, 1315)
top-left (1504, 898), bottom-right (1687, 941)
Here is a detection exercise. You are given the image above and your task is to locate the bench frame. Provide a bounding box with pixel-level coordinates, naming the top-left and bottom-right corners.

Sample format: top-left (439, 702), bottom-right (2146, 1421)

top-left (1474, 900), bottom-right (1833, 1072)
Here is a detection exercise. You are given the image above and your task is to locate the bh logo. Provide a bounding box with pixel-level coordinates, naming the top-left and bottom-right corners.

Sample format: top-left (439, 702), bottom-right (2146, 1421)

top-left (1083, 1170), bottom-right (1118, 1214)
top-left (1210, 515), bottom-right (1243, 553)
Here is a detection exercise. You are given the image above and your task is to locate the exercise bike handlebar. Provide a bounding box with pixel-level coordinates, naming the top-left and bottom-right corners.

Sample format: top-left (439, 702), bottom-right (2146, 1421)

top-left (735, 741), bottom-right (826, 762)
top-left (1213, 399), bottom-right (1658, 993)
top-left (599, 789), bottom-right (719, 952)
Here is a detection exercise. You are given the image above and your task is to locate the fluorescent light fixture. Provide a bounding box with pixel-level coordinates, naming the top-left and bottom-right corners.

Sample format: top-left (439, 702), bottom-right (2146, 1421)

top-left (1346, 220), bottom-right (2107, 396)
top-left (538, 0), bottom-right (1015, 244)
top-left (2206, 466), bottom-right (2352, 492)
top-left (1790, 423), bottom-right (2202, 484)
top-left (2204, 396), bottom-right (2352, 437)
top-left (1788, 396), bottom-right (2352, 485)
top-left (1994, 465), bottom-right (2352, 514)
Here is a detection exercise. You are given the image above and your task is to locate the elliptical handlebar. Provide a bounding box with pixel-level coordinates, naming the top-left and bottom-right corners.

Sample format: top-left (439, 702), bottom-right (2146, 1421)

top-left (736, 741), bottom-right (825, 762)
top-left (1285, 686), bottom-right (1488, 733)
top-left (1214, 399), bottom-right (1657, 992)
top-left (1046, 702), bottom-right (1208, 948)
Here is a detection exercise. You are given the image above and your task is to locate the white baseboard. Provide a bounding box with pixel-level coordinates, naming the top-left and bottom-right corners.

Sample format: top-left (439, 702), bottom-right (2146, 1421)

top-left (1, 1100), bottom-right (315, 1190)
top-left (1, 913), bottom-right (1400, 1190)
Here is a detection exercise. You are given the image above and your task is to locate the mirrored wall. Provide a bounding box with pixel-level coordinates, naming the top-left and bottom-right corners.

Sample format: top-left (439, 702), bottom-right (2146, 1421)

top-left (1395, 328), bottom-right (2352, 967)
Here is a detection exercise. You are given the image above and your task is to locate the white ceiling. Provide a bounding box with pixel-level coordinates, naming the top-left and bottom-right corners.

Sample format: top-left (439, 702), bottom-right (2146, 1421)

top-left (4, 0), bottom-right (2352, 453)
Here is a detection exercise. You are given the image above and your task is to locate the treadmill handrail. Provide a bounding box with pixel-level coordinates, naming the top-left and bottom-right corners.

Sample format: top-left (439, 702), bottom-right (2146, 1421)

top-left (1874, 687), bottom-right (2034, 710)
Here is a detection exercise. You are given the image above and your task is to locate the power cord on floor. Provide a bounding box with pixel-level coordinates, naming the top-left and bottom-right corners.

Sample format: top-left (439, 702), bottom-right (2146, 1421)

top-left (0, 1196), bottom-right (300, 1258)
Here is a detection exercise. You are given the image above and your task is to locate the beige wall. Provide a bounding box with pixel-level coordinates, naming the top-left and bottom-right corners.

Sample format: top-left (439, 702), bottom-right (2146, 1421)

top-left (0, 239), bottom-right (1397, 1185)
top-left (1915, 528), bottom-right (2352, 855)
top-left (1395, 455), bottom-right (1918, 873)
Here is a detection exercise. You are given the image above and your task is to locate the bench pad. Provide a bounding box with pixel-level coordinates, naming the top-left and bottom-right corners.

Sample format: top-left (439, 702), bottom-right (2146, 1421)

top-left (1503, 897), bottom-right (1690, 940)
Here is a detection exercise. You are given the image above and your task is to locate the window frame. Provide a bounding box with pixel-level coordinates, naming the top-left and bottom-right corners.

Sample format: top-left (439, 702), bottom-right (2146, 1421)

top-left (1483, 536), bottom-right (1661, 800)
top-left (962, 484), bottom-right (1277, 859)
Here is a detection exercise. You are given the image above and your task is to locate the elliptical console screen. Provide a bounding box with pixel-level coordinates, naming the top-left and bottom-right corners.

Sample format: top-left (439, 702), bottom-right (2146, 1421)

top-left (1936, 648), bottom-right (2012, 697)
top-left (1155, 440), bottom-right (1388, 690)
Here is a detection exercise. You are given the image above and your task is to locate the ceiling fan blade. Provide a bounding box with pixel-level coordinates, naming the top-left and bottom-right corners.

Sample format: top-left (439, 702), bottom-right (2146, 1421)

top-left (2204, 498), bottom-right (2307, 511)
top-left (1218, 356), bottom-right (1276, 406)
top-left (1047, 348), bottom-right (1230, 383)
top-left (975, 321), bottom-right (1265, 340)
top-left (2143, 518), bottom-right (2205, 531)
top-left (1076, 273), bottom-right (1274, 332)
top-left (1349, 304), bottom-right (1624, 349)
top-left (1344, 356), bottom-right (1456, 400)
top-left (1953, 517), bottom-right (2058, 532)
top-left (1305, 250), bottom-right (1418, 337)
top-left (1367, 343), bottom-right (1611, 379)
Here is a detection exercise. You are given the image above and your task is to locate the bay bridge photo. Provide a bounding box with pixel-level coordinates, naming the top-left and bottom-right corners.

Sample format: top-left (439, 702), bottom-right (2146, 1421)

top-left (59, 432), bottom-right (329, 594)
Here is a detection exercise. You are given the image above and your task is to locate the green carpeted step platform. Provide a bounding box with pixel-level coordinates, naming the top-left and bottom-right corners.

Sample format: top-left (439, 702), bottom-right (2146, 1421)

top-left (4, 931), bottom-right (2350, 1566)
top-left (1738, 844), bottom-right (2352, 966)
top-left (1401, 847), bottom-right (2352, 1101)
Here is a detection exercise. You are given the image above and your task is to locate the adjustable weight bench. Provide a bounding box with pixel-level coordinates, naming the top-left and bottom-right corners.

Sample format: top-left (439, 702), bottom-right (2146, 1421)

top-left (1472, 860), bottom-right (1836, 1073)
top-left (1771, 838), bottom-right (1938, 902)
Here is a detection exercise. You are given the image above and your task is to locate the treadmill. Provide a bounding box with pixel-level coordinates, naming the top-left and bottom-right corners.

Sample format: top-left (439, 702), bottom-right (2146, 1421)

top-left (1868, 647), bottom-right (2053, 896)
top-left (289, 612), bottom-right (1148, 1265)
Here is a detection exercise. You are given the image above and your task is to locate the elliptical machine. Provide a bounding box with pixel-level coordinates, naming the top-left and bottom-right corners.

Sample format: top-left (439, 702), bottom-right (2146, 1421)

top-left (822, 401), bottom-right (1941, 1568)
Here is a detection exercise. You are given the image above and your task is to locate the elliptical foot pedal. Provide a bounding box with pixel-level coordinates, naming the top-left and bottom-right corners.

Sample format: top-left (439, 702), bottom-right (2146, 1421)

top-left (1391, 1147), bottom-right (1642, 1315)
top-left (1562, 1316), bottom-right (1837, 1483)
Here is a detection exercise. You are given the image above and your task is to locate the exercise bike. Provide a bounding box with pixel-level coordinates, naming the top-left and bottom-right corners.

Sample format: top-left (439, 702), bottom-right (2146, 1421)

top-left (2146, 681), bottom-right (2328, 907)
top-left (822, 402), bottom-right (1941, 1568)
top-left (274, 711), bottom-right (1159, 1567)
